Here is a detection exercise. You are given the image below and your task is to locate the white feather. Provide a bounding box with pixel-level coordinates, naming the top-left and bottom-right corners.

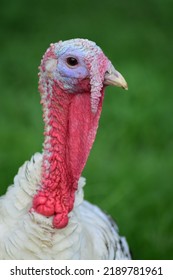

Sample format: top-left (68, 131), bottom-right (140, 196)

top-left (0, 153), bottom-right (131, 259)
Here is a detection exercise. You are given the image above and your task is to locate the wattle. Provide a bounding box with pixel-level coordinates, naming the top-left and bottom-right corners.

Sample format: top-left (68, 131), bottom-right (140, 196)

top-left (32, 84), bottom-right (104, 228)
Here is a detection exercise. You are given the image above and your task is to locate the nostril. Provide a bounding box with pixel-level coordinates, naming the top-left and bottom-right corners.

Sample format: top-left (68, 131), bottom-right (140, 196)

top-left (105, 70), bottom-right (110, 75)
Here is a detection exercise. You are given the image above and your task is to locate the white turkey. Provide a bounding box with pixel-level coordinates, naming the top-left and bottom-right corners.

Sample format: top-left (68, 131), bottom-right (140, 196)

top-left (0, 38), bottom-right (131, 259)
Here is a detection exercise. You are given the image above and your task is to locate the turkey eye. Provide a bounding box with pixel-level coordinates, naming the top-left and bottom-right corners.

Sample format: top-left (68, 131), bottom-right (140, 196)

top-left (66, 57), bottom-right (78, 67)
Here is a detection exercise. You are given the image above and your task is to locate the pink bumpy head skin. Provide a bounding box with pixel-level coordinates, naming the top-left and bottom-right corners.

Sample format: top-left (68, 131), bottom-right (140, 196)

top-left (32, 39), bottom-right (111, 228)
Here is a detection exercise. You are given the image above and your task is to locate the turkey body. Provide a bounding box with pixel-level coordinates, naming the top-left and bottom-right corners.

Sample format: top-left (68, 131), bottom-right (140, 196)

top-left (0, 153), bottom-right (130, 259)
top-left (0, 38), bottom-right (131, 259)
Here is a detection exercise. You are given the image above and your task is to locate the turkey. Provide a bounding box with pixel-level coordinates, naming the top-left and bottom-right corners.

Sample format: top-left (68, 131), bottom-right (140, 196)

top-left (0, 38), bottom-right (131, 259)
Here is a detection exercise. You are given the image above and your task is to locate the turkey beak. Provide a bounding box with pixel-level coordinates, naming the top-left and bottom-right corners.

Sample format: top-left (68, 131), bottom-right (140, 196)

top-left (104, 64), bottom-right (128, 90)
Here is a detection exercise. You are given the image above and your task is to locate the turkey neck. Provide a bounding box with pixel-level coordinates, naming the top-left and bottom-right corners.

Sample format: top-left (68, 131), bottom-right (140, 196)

top-left (32, 80), bottom-right (104, 229)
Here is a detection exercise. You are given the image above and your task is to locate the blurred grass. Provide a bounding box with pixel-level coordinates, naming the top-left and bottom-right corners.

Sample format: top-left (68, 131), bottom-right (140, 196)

top-left (0, 0), bottom-right (173, 259)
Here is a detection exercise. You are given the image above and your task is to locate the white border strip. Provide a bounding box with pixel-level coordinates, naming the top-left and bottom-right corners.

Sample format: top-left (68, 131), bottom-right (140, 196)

top-left (1, 260), bottom-right (172, 280)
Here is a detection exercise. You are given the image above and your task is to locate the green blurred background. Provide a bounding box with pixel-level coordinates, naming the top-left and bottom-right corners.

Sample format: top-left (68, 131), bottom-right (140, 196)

top-left (0, 0), bottom-right (173, 259)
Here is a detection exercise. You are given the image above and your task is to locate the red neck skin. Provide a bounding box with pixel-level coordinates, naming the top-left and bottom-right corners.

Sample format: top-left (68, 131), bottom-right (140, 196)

top-left (32, 82), bottom-right (104, 228)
